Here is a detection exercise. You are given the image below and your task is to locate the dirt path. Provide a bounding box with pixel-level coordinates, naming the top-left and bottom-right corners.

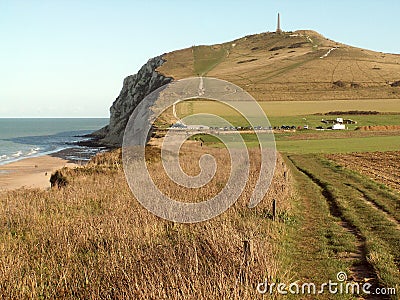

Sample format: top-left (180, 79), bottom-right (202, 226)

top-left (287, 156), bottom-right (380, 291)
top-left (320, 47), bottom-right (338, 59)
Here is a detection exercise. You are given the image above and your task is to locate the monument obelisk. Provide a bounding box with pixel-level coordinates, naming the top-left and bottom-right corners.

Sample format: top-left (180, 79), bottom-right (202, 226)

top-left (276, 13), bottom-right (282, 34)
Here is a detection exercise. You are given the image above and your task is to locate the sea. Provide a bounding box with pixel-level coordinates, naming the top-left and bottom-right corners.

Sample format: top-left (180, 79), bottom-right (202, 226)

top-left (0, 118), bottom-right (109, 166)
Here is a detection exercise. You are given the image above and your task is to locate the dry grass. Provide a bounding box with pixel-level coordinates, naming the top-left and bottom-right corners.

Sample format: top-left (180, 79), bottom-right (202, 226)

top-left (158, 30), bottom-right (400, 102)
top-left (0, 145), bottom-right (292, 299)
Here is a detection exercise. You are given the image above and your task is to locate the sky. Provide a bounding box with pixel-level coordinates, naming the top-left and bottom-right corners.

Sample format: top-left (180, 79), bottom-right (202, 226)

top-left (1, 0), bottom-right (399, 118)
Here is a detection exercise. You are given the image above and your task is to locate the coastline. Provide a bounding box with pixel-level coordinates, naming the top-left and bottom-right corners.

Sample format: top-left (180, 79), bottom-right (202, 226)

top-left (0, 131), bottom-right (108, 191)
top-left (0, 154), bottom-right (80, 191)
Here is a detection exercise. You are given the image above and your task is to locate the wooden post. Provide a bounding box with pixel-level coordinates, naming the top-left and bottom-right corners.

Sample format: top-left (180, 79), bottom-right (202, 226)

top-left (243, 239), bottom-right (253, 266)
top-left (240, 239), bottom-right (253, 283)
top-left (272, 199), bottom-right (276, 221)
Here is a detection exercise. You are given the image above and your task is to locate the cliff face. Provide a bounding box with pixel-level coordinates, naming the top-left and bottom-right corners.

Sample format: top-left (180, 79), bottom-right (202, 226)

top-left (96, 55), bottom-right (173, 147)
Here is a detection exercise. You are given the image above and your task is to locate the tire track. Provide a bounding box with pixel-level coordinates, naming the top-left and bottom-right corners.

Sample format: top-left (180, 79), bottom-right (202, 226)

top-left (344, 183), bottom-right (400, 230)
top-left (330, 49), bottom-right (344, 83)
top-left (355, 60), bottom-right (380, 86)
top-left (287, 156), bottom-right (385, 299)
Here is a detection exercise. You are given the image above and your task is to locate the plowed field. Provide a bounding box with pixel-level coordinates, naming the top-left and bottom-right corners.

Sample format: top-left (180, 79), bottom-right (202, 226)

top-left (327, 151), bottom-right (400, 193)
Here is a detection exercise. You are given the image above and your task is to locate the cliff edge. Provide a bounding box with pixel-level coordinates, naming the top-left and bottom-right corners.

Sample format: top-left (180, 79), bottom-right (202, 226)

top-left (93, 55), bottom-right (173, 147)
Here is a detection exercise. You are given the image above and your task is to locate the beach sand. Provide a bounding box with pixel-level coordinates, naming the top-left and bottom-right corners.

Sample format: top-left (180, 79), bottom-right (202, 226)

top-left (0, 155), bottom-right (78, 191)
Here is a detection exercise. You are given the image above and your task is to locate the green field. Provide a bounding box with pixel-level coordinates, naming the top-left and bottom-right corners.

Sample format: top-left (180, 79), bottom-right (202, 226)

top-left (276, 135), bottom-right (400, 153)
top-left (194, 134), bottom-right (400, 154)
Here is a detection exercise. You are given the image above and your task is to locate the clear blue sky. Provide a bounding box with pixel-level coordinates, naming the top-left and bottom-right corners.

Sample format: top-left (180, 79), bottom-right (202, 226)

top-left (1, 0), bottom-right (399, 117)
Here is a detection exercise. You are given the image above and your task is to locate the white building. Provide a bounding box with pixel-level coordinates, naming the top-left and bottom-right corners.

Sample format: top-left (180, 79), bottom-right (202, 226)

top-left (332, 123), bottom-right (345, 130)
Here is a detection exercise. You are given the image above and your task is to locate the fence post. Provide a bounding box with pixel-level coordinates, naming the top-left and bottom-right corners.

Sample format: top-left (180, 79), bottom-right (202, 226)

top-left (272, 199), bottom-right (276, 221)
top-left (243, 239), bottom-right (253, 266)
top-left (240, 239), bottom-right (253, 283)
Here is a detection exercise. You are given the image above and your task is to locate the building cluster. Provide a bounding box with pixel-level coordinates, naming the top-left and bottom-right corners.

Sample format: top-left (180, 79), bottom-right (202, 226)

top-left (169, 117), bottom-right (357, 132)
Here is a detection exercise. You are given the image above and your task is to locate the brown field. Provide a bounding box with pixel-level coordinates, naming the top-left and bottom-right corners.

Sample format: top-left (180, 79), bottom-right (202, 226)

top-left (356, 125), bottom-right (400, 131)
top-left (0, 145), bottom-right (292, 299)
top-left (261, 99), bottom-right (400, 116)
top-left (327, 151), bottom-right (400, 193)
top-left (176, 99), bottom-right (400, 118)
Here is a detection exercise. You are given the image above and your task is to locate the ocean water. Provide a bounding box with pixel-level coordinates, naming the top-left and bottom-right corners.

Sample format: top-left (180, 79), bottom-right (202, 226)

top-left (0, 118), bottom-right (109, 165)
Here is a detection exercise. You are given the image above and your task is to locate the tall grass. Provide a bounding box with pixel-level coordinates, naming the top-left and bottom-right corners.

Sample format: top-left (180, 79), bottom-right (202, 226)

top-left (0, 145), bottom-right (291, 299)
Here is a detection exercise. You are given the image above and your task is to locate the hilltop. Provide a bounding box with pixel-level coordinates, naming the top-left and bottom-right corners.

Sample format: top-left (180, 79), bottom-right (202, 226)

top-left (159, 30), bottom-right (400, 101)
top-left (96, 30), bottom-right (400, 146)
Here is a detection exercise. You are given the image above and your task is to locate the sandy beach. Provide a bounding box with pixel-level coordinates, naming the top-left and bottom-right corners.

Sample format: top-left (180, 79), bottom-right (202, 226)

top-left (0, 155), bottom-right (78, 191)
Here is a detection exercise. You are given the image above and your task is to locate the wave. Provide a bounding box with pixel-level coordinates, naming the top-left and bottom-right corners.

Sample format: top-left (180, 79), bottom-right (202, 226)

top-left (27, 147), bottom-right (41, 156)
top-left (11, 151), bottom-right (23, 158)
top-left (0, 147), bottom-right (44, 166)
top-left (0, 119), bottom-right (108, 167)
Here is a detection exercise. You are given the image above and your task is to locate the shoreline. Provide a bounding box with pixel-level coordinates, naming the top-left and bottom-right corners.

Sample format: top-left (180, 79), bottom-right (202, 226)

top-left (0, 134), bottom-right (108, 191)
top-left (0, 150), bottom-right (87, 191)
top-left (0, 138), bottom-right (107, 167)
